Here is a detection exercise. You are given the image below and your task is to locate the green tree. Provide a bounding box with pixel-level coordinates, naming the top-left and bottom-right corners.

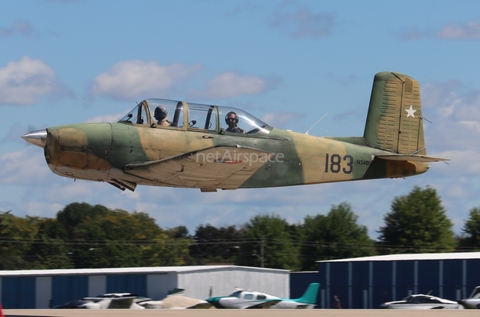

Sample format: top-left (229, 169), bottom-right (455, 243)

top-left (74, 209), bottom-right (156, 267)
top-left (377, 186), bottom-right (456, 253)
top-left (59, 204), bottom-right (191, 268)
top-left (236, 214), bottom-right (300, 270)
top-left (0, 205), bottom-right (194, 269)
top-left (189, 224), bottom-right (243, 264)
top-left (458, 207), bottom-right (480, 250)
top-left (27, 217), bottom-right (73, 269)
top-left (141, 227), bottom-right (192, 266)
top-left (57, 202), bottom-right (109, 241)
top-left (299, 202), bottom-right (376, 270)
top-left (0, 211), bottom-right (38, 269)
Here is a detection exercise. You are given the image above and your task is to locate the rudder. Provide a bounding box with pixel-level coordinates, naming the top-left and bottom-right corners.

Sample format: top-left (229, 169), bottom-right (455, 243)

top-left (363, 72), bottom-right (426, 155)
top-left (294, 283), bottom-right (320, 305)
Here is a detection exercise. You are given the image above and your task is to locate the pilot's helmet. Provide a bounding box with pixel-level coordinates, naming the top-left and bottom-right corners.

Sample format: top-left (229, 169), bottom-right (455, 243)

top-left (154, 106), bottom-right (168, 121)
top-left (225, 111), bottom-right (239, 124)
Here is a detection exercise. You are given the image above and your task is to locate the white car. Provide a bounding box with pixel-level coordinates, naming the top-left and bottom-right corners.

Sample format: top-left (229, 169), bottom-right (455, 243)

top-left (380, 294), bottom-right (462, 309)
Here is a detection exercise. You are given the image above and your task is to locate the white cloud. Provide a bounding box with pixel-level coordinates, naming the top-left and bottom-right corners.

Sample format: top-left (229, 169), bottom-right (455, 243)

top-left (45, 181), bottom-right (98, 202)
top-left (0, 20), bottom-right (34, 37)
top-left (459, 120), bottom-right (480, 132)
top-left (23, 201), bottom-right (64, 218)
top-left (0, 147), bottom-right (51, 185)
top-left (421, 81), bottom-right (461, 111)
top-left (261, 111), bottom-right (301, 128)
top-left (437, 20), bottom-right (480, 40)
top-left (399, 20), bottom-right (480, 41)
top-left (271, 7), bottom-right (336, 39)
top-left (84, 109), bottom-right (130, 123)
top-left (194, 72), bottom-right (280, 99)
top-left (0, 56), bottom-right (70, 106)
top-left (398, 28), bottom-right (425, 41)
top-left (90, 60), bottom-right (203, 101)
top-left (421, 80), bottom-right (480, 154)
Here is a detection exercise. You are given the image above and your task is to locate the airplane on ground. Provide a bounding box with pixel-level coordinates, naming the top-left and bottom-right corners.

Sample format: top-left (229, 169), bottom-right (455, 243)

top-left (205, 282), bottom-right (319, 309)
top-left (137, 289), bottom-right (211, 309)
top-left (22, 72), bottom-right (447, 192)
top-left (54, 293), bottom-right (149, 309)
top-left (458, 286), bottom-right (480, 309)
top-left (380, 294), bottom-right (462, 309)
top-left (54, 290), bottom-right (210, 309)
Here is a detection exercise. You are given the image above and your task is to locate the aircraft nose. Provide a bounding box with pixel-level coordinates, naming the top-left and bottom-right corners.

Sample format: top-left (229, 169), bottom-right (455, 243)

top-left (205, 297), bottom-right (222, 308)
top-left (22, 129), bottom-right (47, 148)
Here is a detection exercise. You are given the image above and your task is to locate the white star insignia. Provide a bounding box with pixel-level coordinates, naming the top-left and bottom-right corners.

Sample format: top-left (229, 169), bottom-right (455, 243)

top-left (405, 105), bottom-right (417, 118)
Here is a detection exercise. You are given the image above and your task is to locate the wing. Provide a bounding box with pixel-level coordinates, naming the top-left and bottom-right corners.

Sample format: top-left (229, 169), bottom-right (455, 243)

top-left (293, 304), bottom-right (310, 309)
top-left (246, 299), bottom-right (283, 309)
top-left (187, 302), bottom-right (212, 309)
top-left (108, 297), bottom-right (137, 309)
top-left (124, 145), bottom-right (275, 191)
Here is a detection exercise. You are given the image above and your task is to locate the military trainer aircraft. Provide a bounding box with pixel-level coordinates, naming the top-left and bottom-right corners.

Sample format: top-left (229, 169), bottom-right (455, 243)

top-left (22, 71), bottom-right (447, 192)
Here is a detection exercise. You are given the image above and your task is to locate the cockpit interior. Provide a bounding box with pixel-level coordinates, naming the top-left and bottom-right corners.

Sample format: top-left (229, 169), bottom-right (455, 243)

top-left (119, 99), bottom-right (272, 136)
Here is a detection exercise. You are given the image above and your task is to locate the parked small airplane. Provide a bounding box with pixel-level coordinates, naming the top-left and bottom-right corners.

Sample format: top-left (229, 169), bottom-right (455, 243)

top-left (380, 294), bottom-right (462, 310)
top-left (206, 282), bottom-right (319, 309)
top-left (54, 290), bottom-right (210, 309)
top-left (458, 286), bottom-right (480, 309)
top-left (54, 293), bottom-right (148, 309)
top-left (137, 289), bottom-right (211, 309)
top-left (22, 72), bottom-right (447, 192)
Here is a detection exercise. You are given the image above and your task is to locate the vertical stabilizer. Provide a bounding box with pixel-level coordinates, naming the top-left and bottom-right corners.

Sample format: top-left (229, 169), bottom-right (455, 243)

top-left (293, 283), bottom-right (320, 305)
top-left (363, 72), bottom-right (426, 155)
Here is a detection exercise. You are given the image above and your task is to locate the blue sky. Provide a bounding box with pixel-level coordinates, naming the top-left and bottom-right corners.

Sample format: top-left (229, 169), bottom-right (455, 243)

top-left (1, 0), bottom-right (480, 238)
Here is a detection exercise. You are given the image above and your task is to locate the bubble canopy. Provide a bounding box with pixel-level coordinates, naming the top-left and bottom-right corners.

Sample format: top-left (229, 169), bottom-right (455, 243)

top-left (119, 99), bottom-right (272, 136)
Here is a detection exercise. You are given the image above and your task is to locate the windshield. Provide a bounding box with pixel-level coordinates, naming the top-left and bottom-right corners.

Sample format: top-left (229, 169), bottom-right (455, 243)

top-left (218, 106), bottom-right (270, 135)
top-left (118, 103), bottom-right (148, 125)
top-left (230, 290), bottom-right (242, 298)
top-left (403, 296), bottom-right (413, 302)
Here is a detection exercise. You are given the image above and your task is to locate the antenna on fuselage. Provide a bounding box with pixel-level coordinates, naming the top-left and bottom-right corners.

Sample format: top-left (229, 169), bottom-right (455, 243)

top-left (322, 120), bottom-right (340, 137)
top-left (305, 113), bottom-right (327, 135)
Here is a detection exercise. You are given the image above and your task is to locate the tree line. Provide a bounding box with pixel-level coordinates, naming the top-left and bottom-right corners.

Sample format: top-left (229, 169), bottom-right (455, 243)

top-left (1, 186), bottom-right (479, 271)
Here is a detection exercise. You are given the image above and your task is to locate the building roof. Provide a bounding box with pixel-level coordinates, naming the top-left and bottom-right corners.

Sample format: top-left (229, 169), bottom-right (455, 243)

top-left (318, 252), bottom-right (480, 263)
top-left (0, 265), bottom-right (289, 277)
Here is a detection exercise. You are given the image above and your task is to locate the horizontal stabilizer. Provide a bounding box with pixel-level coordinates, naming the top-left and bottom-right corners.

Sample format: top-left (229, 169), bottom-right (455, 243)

top-left (375, 154), bottom-right (449, 163)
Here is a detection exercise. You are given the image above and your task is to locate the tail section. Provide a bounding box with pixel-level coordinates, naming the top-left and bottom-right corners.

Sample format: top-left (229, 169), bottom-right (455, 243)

top-left (293, 283), bottom-right (319, 305)
top-left (364, 72), bottom-right (448, 163)
top-left (364, 71), bottom-right (425, 155)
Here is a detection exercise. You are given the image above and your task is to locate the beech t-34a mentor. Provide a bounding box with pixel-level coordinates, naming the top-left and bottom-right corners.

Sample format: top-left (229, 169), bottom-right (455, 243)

top-left (22, 71), bottom-right (448, 192)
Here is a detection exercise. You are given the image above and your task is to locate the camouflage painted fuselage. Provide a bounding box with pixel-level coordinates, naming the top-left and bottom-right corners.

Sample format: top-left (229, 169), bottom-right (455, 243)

top-left (26, 72), bottom-right (446, 192)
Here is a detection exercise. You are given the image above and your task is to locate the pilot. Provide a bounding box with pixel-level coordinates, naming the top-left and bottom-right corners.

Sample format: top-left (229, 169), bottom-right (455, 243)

top-left (154, 106), bottom-right (170, 126)
top-left (225, 111), bottom-right (245, 133)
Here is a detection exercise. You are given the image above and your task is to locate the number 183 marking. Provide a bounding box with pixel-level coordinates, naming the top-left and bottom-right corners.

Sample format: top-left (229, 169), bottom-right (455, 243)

top-left (324, 154), bottom-right (353, 174)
